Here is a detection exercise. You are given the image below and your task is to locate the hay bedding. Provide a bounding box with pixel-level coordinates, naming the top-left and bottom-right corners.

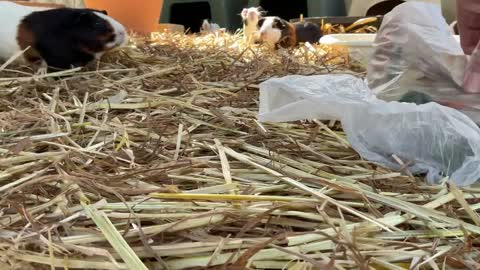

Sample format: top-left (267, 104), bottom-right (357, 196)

top-left (0, 31), bottom-right (479, 270)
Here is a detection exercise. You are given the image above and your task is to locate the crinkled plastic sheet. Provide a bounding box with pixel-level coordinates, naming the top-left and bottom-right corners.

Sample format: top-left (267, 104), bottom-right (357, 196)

top-left (366, 1), bottom-right (480, 123)
top-left (258, 74), bottom-right (480, 186)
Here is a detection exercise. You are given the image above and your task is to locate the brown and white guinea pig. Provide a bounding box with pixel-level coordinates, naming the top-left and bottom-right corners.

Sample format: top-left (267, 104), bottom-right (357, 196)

top-left (258, 16), bottom-right (322, 49)
top-left (240, 6), bottom-right (265, 44)
top-left (0, 1), bottom-right (128, 69)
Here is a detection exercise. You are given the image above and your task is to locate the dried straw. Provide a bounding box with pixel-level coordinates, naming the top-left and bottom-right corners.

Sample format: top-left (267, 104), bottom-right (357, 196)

top-left (0, 31), bottom-right (479, 270)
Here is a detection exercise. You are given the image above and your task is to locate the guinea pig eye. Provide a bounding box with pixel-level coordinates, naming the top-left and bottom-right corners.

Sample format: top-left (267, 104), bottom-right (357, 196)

top-left (275, 21), bottom-right (286, 29)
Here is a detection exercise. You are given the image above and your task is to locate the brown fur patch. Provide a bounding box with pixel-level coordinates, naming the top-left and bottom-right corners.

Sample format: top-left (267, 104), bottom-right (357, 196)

top-left (16, 21), bottom-right (42, 63)
top-left (287, 22), bottom-right (297, 47)
top-left (279, 23), bottom-right (297, 49)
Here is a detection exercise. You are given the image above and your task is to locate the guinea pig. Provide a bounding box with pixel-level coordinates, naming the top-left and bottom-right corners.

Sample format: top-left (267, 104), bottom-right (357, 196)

top-left (0, 1), bottom-right (128, 70)
top-left (258, 16), bottom-right (322, 49)
top-left (240, 6), bottom-right (265, 44)
top-left (200, 19), bottom-right (221, 34)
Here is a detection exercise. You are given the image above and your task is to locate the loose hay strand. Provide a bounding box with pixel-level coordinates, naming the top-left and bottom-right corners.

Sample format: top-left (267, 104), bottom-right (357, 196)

top-left (82, 202), bottom-right (148, 270)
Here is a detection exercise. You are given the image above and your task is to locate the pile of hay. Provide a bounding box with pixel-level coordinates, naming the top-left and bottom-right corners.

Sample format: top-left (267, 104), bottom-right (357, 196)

top-left (0, 32), bottom-right (479, 270)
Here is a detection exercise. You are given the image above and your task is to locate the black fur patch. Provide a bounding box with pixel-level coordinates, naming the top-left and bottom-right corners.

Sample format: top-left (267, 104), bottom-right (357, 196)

top-left (257, 17), bottom-right (266, 29)
top-left (257, 6), bottom-right (266, 15)
top-left (294, 22), bottom-right (322, 44)
top-left (21, 8), bottom-right (115, 69)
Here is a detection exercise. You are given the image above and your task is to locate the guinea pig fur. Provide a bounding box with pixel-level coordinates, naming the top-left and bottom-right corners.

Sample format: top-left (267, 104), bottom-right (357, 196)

top-left (241, 6), bottom-right (264, 44)
top-left (201, 19), bottom-right (221, 33)
top-left (258, 16), bottom-right (321, 49)
top-left (0, 1), bottom-right (128, 69)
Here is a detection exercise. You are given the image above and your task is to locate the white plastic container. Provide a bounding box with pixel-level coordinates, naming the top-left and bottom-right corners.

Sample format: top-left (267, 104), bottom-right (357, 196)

top-left (319, 34), bottom-right (376, 67)
top-left (320, 33), bottom-right (461, 67)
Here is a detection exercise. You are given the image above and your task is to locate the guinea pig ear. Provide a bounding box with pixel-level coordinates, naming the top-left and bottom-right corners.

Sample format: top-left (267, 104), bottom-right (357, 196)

top-left (99, 10), bottom-right (108, 15)
top-left (257, 6), bottom-right (267, 16)
top-left (241, 8), bottom-right (247, 18)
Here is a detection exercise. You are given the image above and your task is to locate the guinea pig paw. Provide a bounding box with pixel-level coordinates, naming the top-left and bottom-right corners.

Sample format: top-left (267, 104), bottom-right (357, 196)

top-left (34, 61), bottom-right (49, 76)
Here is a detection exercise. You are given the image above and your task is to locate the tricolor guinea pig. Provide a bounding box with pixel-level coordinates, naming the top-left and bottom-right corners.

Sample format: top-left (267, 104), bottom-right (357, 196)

top-left (258, 16), bottom-right (322, 49)
top-left (0, 1), bottom-right (128, 69)
top-left (241, 7), bottom-right (265, 44)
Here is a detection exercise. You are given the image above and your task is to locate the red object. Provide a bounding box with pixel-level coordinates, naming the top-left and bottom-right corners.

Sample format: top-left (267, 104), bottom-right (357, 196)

top-left (456, 0), bottom-right (480, 55)
top-left (84, 0), bottom-right (163, 35)
top-left (456, 0), bottom-right (480, 93)
top-left (464, 47), bottom-right (480, 94)
top-left (437, 101), bottom-right (468, 110)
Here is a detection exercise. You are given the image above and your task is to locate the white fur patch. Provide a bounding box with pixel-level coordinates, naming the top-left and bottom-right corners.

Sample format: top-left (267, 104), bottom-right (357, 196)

top-left (259, 17), bottom-right (282, 49)
top-left (94, 11), bottom-right (128, 49)
top-left (242, 7), bottom-right (262, 44)
top-left (0, 2), bottom-right (44, 62)
top-left (242, 7), bottom-right (261, 22)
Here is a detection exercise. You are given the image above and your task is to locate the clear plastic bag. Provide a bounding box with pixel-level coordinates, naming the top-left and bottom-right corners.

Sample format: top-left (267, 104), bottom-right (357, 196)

top-left (258, 74), bottom-right (480, 186)
top-left (366, 2), bottom-right (480, 123)
top-left (367, 1), bottom-right (466, 90)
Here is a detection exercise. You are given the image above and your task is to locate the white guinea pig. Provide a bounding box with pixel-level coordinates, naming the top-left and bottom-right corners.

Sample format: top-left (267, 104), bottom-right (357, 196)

top-left (241, 6), bottom-right (264, 44)
top-left (0, 1), bottom-right (128, 69)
